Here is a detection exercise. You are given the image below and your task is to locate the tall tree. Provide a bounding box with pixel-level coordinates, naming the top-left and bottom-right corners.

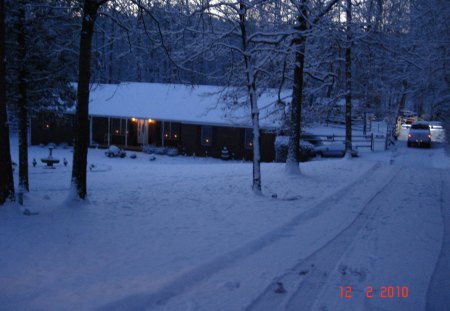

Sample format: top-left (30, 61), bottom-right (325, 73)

top-left (286, 0), bottom-right (340, 174)
top-left (0, 0), bottom-right (15, 205)
top-left (285, 0), bottom-right (308, 174)
top-left (71, 0), bottom-right (109, 199)
top-left (237, 0), bottom-right (262, 193)
top-left (17, 0), bottom-right (29, 191)
top-left (344, 0), bottom-right (352, 156)
top-left (180, 0), bottom-right (290, 193)
top-left (5, 0), bottom-right (77, 194)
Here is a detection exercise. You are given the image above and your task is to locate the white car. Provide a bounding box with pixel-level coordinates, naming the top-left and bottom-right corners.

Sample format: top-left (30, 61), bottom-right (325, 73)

top-left (314, 141), bottom-right (358, 158)
top-left (428, 121), bottom-right (446, 143)
top-left (407, 122), bottom-right (431, 148)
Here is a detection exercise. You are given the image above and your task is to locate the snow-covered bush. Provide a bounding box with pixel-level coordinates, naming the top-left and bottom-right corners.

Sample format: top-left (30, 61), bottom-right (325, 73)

top-left (105, 145), bottom-right (126, 158)
top-left (142, 145), bottom-right (159, 154)
top-left (166, 148), bottom-right (178, 156)
top-left (143, 145), bottom-right (178, 156)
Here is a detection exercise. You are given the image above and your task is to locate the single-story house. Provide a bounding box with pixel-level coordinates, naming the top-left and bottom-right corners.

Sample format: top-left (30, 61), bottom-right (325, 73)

top-left (31, 83), bottom-right (287, 162)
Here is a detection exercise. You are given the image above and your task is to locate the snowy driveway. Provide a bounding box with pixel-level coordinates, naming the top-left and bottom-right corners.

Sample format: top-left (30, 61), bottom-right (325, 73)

top-left (1, 134), bottom-right (449, 311)
top-left (94, 141), bottom-right (449, 310)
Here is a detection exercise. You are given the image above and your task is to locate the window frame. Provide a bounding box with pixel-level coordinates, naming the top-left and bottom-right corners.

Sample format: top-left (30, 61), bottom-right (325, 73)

top-left (200, 125), bottom-right (213, 146)
top-left (163, 122), bottom-right (181, 141)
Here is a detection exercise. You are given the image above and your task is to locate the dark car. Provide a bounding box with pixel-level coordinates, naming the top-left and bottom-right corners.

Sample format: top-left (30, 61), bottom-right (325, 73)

top-left (407, 122), bottom-right (431, 148)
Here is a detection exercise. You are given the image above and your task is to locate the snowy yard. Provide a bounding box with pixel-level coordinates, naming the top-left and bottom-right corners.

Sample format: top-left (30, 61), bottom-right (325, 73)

top-left (1, 129), bottom-right (450, 311)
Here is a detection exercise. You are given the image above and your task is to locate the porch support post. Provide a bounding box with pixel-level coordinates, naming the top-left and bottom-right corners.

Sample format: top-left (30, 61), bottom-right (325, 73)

top-left (28, 114), bottom-right (31, 146)
top-left (125, 118), bottom-right (128, 147)
top-left (144, 120), bottom-right (148, 146)
top-left (89, 116), bottom-right (93, 146)
top-left (161, 121), bottom-right (165, 147)
top-left (107, 117), bottom-right (110, 146)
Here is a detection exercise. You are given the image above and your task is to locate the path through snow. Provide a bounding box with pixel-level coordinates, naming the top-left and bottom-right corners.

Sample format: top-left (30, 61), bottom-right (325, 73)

top-left (112, 136), bottom-right (450, 311)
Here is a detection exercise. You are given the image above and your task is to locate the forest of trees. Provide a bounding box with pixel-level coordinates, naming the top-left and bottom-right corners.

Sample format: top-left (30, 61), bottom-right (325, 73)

top-left (1, 0), bottom-right (449, 202)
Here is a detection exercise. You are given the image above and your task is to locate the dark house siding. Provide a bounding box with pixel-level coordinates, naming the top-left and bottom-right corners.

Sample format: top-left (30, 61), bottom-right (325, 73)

top-left (215, 126), bottom-right (243, 159)
top-left (31, 114), bottom-right (276, 162)
top-left (179, 124), bottom-right (199, 156)
top-left (179, 125), bottom-right (246, 159)
top-left (260, 131), bottom-right (276, 162)
top-left (91, 116), bottom-right (108, 145)
top-left (148, 122), bottom-right (159, 145)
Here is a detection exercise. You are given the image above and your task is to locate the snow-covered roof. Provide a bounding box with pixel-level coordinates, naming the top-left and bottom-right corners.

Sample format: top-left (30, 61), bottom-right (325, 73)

top-left (80, 82), bottom-right (287, 129)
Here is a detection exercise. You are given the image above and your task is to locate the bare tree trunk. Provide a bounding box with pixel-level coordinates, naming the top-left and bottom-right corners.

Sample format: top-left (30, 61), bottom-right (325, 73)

top-left (238, 0), bottom-right (262, 194)
top-left (250, 85), bottom-right (262, 194)
top-left (286, 1), bottom-right (307, 174)
top-left (0, 0), bottom-right (15, 204)
top-left (108, 17), bottom-right (114, 84)
top-left (399, 79), bottom-right (408, 112)
top-left (72, 0), bottom-right (104, 199)
top-left (345, 0), bottom-right (353, 156)
top-left (17, 0), bottom-right (29, 191)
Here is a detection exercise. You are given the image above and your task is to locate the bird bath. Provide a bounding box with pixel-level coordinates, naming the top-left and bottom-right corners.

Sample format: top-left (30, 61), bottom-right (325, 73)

top-left (40, 145), bottom-right (60, 168)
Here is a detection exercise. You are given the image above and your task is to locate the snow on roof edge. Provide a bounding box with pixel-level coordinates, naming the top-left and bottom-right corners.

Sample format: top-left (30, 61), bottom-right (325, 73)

top-left (69, 82), bottom-right (286, 129)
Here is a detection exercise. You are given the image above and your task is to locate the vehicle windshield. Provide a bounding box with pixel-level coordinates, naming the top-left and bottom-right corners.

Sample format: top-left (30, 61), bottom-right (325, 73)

top-left (411, 124), bottom-right (430, 130)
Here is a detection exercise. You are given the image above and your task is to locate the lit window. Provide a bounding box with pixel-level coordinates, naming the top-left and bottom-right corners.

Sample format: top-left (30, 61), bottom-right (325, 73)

top-left (201, 126), bottom-right (213, 146)
top-left (162, 122), bottom-right (181, 141)
top-left (112, 118), bottom-right (127, 135)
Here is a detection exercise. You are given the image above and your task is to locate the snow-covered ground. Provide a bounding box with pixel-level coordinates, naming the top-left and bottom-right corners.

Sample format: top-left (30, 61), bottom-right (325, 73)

top-left (1, 126), bottom-right (449, 311)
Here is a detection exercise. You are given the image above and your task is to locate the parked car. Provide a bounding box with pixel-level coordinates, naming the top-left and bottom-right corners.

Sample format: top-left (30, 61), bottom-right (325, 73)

top-left (404, 116), bottom-right (418, 124)
top-left (314, 142), bottom-right (358, 158)
top-left (400, 110), bottom-right (418, 124)
top-left (302, 133), bottom-right (324, 147)
top-left (407, 122), bottom-right (431, 148)
top-left (274, 136), bottom-right (316, 162)
top-left (428, 121), bottom-right (446, 143)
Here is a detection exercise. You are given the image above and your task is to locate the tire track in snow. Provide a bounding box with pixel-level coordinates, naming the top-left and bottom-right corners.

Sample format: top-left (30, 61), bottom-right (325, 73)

top-left (245, 165), bottom-right (400, 311)
top-left (426, 169), bottom-right (450, 310)
top-left (95, 162), bottom-right (384, 311)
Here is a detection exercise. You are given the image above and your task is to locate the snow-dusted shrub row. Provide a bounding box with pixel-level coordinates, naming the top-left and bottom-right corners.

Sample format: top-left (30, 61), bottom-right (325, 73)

top-left (143, 145), bottom-right (178, 156)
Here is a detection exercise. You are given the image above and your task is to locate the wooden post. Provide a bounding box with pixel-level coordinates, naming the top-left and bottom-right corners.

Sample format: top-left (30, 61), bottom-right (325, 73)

top-left (161, 121), bottom-right (165, 147)
top-left (89, 116), bottom-right (93, 146)
top-left (28, 115), bottom-right (31, 146)
top-left (371, 133), bottom-right (374, 151)
top-left (363, 112), bottom-right (367, 135)
top-left (125, 118), bottom-right (128, 147)
top-left (107, 117), bottom-right (110, 146)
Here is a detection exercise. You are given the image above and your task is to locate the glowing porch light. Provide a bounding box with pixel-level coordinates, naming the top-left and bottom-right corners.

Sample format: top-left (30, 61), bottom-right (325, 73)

top-left (131, 118), bottom-right (137, 122)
